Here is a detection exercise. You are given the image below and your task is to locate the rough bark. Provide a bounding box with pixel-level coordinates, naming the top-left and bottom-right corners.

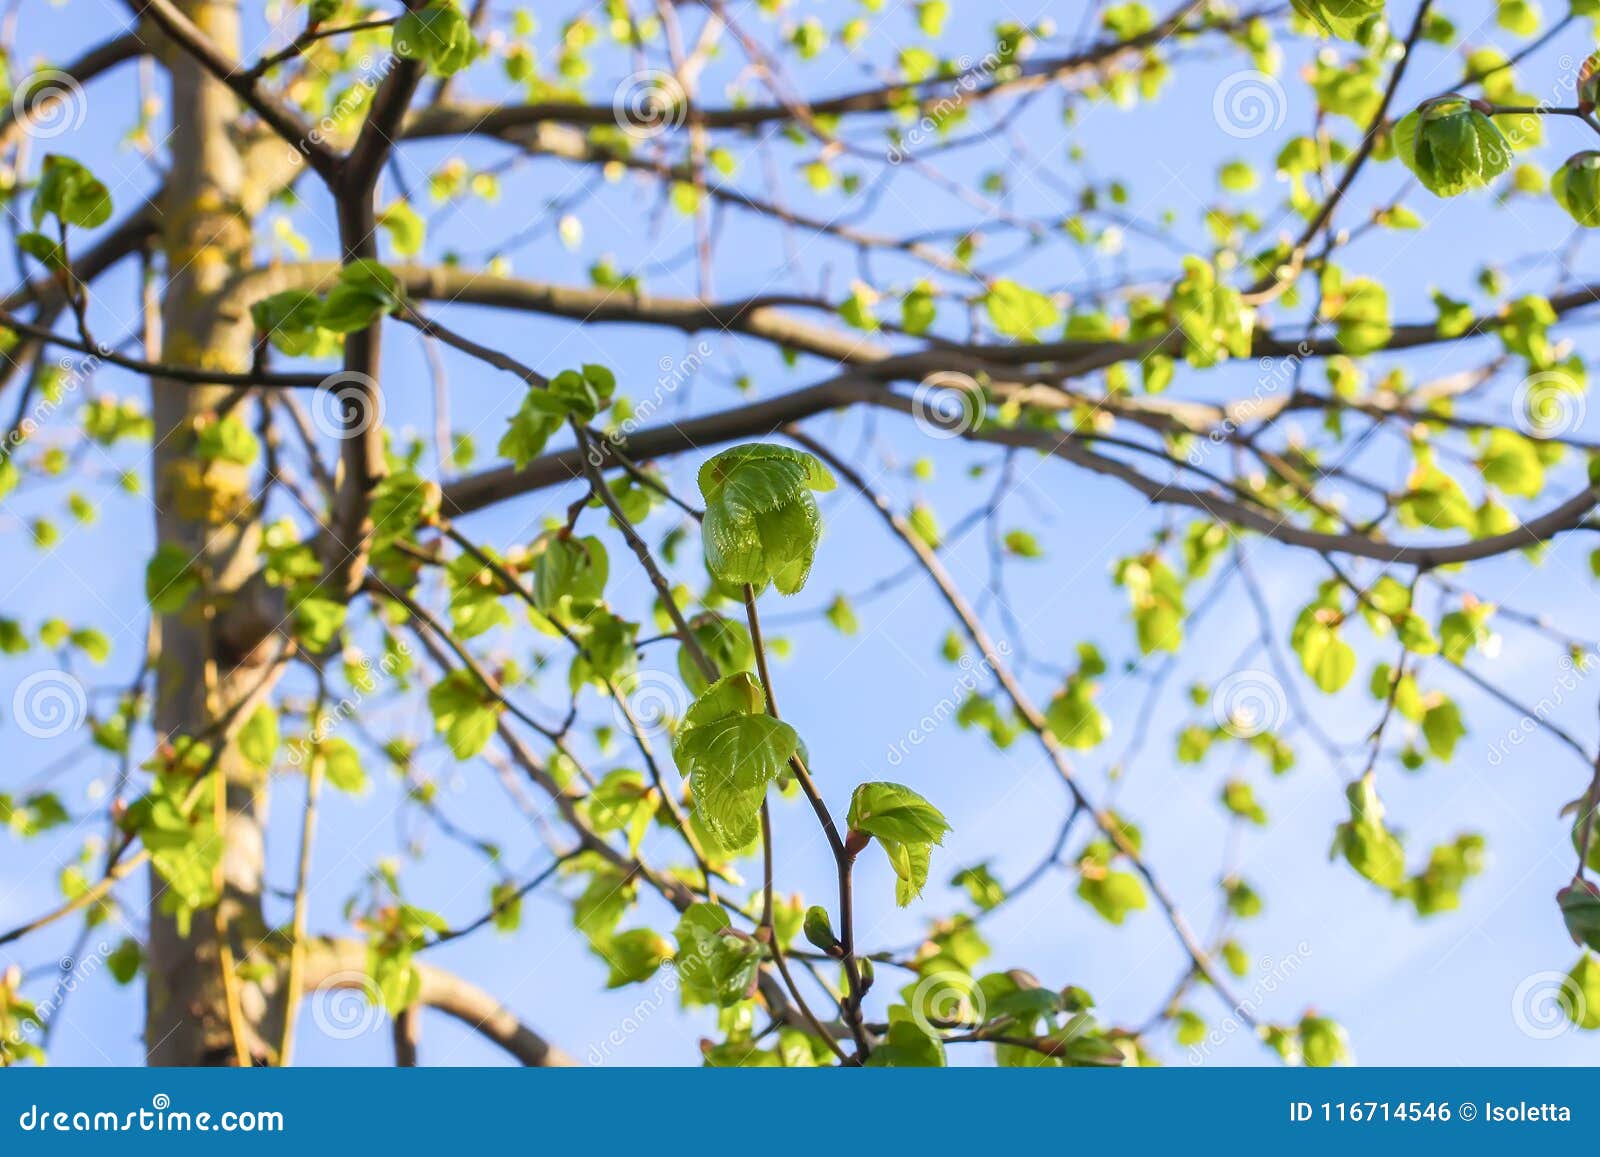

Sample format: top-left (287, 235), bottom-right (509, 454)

top-left (143, 0), bottom-right (278, 1066)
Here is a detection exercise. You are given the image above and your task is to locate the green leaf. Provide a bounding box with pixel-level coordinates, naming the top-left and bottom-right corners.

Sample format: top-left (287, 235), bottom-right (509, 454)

top-left (983, 278), bottom-right (1060, 341)
top-left (1422, 699), bottom-right (1465, 760)
top-left (393, 2), bottom-right (479, 76)
top-left (196, 415), bottom-right (260, 467)
top-left (902, 281), bottom-right (937, 334)
top-left (1324, 273), bottom-right (1392, 355)
top-left (317, 259), bottom-right (403, 333)
top-left (847, 781), bottom-right (952, 845)
top-left (952, 863), bottom-right (1006, 910)
top-left (1333, 775), bottom-right (1407, 892)
top-left (1045, 680), bottom-right (1111, 750)
top-left (315, 737), bottom-right (368, 794)
top-left (1297, 621), bottom-right (1356, 693)
top-left (1298, 1014), bottom-right (1350, 1066)
top-left (1561, 882), bottom-right (1600, 952)
top-left (602, 928), bottom-right (672, 987)
top-left (498, 366), bottom-right (616, 470)
top-left (1171, 256), bottom-right (1254, 367)
top-left (291, 594), bottom-right (346, 652)
top-left (825, 594), bottom-right (859, 635)
top-left (528, 531), bottom-right (609, 614)
top-left (1553, 151), bottom-right (1600, 227)
top-left (673, 673), bottom-right (799, 849)
top-left (1290, 0), bottom-right (1384, 40)
top-left (145, 544), bottom-right (200, 614)
top-left (698, 444), bottom-right (835, 595)
top-left (1478, 428), bottom-right (1545, 497)
top-left (237, 704), bottom-right (279, 772)
top-left (378, 200), bottom-right (427, 256)
top-left (673, 902), bottom-right (763, 1006)
top-left (864, 1012), bottom-right (946, 1067)
top-left (1395, 97), bottom-right (1511, 197)
top-left (106, 938), bottom-right (143, 985)
top-left (426, 669), bottom-right (503, 759)
top-left (1566, 953), bottom-right (1600, 1030)
top-left (32, 155), bottom-right (113, 229)
top-left (250, 290), bottom-right (329, 357)
top-left (1221, 779), bottom-right (1268, 825)
top-left (1077, 868), bottom-right (1147, 925)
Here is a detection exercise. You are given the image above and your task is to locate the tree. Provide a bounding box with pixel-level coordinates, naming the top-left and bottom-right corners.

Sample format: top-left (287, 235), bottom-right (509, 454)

top-left (0, 0), bottom-right (1598, 1068)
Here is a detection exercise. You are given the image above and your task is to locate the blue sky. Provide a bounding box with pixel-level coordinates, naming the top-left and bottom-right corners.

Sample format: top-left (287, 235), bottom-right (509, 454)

top-left (2, 0), bottom-right (1599, 1066)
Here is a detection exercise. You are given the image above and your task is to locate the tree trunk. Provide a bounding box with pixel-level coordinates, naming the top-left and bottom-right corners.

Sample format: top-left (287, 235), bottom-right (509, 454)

top-left (143, 0), bottom-right (276, 1066)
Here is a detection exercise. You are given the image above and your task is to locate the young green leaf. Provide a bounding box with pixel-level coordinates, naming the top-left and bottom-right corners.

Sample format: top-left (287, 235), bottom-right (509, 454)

top-left (847, 781), bottom-right (951, 906)
top-left (698, 444), bottom-right (835, 595)
top-left (393, 2), bottom-right (479, 76)
top-left (672, 673), bottom-right (799, 849)
top-left (1395, 97), bottom-right (1511, 197)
